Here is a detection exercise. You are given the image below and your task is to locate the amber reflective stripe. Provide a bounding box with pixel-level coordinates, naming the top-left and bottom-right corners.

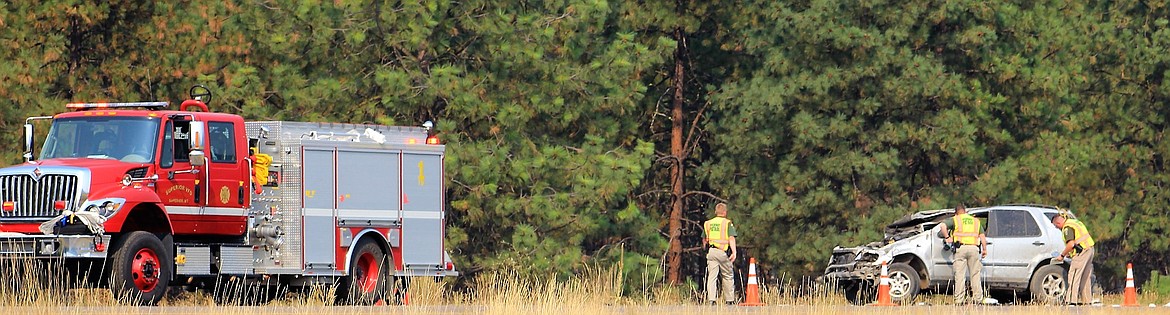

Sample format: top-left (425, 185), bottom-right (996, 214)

top-left (1068, 219), bottom-right (1094, 248)
top-left (953, 215), bottom-right (980, 245)
top-left (705, 217), bottom-right (732, 249)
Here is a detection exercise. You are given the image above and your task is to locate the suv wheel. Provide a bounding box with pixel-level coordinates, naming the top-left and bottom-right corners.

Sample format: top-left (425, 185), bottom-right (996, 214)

top-left (887, 263), bottom-right (921, 303)
top-left (1029, 265), bottom-right (1068, 305)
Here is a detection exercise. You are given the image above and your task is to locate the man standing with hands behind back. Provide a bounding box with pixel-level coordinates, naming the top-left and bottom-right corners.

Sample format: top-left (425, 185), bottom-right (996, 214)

top-left (703, 202), bottom-right (737, 305)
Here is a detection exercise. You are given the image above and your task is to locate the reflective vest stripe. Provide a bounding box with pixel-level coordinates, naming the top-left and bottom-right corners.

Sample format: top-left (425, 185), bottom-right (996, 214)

top-left (953, 214), bottom-right (980, 245)
top-left (704, 217), bottom-right (732, 250)
top-left (1067, 219), bottom-right (1095, 249)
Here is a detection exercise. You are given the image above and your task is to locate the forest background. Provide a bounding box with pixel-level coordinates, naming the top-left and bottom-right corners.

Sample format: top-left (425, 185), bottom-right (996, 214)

top-left (2, 0), bottom-right (1169, 294)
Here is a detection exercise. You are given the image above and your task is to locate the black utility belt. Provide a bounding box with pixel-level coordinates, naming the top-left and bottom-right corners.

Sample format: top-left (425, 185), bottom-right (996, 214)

top-left (1072, 244), bottom-right (1091, 254)
top-left (709, 245), bottom-right (732, 252)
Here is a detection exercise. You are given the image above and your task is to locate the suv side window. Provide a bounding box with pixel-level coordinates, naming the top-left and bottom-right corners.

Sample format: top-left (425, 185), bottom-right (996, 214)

top-left (988, 210), bottom-right (1041, 237)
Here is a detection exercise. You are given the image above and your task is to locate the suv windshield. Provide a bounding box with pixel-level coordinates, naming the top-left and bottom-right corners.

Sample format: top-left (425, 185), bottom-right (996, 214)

top-left (40, 117), bottom-right (161, 163)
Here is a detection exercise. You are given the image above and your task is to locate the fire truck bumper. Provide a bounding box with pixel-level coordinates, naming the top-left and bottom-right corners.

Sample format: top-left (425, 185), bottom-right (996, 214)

top-left (0, 233), bottom-right (111, 259)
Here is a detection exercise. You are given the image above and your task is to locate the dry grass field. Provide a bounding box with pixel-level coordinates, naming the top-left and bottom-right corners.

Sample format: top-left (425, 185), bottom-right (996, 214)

top-left (1, 258), bottom-right (1166, 314)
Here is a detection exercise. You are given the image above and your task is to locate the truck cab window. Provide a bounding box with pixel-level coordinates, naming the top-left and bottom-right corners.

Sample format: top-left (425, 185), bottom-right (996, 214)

top-left (173, 121), bottom-right (191, 162)
top-left (160, 121), bottom-right (174, 168)
top-left (209, 122), bottom-right (236, 163)
top-left (40, 117), bottom-right (159, 162)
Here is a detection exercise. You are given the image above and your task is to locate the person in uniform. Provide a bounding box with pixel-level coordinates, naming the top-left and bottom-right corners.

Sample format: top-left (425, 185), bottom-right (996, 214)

top-left (1053, 214), bottom-right (1095, 305)
top-left (939, 204), bottom-right (988, 304)
top-left (703, 202), bottom-right (737, 305)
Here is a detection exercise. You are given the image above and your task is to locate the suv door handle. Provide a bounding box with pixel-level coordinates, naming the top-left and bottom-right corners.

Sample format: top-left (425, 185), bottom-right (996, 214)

top-left (1032, 241), bottom-right (1045, 246)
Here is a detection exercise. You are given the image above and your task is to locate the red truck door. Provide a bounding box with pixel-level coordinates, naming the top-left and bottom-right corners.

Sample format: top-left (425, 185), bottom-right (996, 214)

top-left (157, 119), bottom-right (202, 233)
top-left (202, 120), bottom-right (248, 235)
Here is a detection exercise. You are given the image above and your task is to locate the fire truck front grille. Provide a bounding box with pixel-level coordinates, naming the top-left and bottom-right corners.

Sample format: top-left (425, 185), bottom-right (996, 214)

top-left (0, 174), bottom-right (79, 218)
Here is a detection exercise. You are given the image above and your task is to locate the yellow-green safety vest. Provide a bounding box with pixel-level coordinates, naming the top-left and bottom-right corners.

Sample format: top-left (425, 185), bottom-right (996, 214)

top-left (1066, 218), bottom-right (1095, 251)
top-left (953, 213), bottom-right (981, 245)
top-left (704, 217), bottom-right (732, 251)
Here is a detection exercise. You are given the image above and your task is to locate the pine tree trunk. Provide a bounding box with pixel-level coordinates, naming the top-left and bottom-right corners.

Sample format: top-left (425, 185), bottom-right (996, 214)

top-left (667, 27), bottom-right (685, 285)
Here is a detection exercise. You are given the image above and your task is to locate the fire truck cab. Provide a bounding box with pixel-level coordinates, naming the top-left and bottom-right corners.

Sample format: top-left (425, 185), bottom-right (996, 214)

top-left (0, 87), bottom-right (456, 305)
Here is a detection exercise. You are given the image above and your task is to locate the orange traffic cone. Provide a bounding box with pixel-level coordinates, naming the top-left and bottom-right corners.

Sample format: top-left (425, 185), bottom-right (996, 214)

top-left (872, 260), bottom-right (897, 306)
top-left (740, 258), bottom-right (766, 306)
top-left (1122, 263), bottom-right (1139, 306)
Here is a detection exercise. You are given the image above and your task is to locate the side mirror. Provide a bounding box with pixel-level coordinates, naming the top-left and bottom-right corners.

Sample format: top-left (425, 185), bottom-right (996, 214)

top-left (22, 123), bottom-right (34, 162)
top-left (189, 121), bottom-right (206, 167)
top-left (189, 121), bottom-right (206, 150)
top-left (189, 150), bottom-right (206, 167)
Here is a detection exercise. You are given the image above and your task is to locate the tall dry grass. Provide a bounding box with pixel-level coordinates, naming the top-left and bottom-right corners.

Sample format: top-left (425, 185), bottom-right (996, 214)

top-left (1, 255), bottom-right (1168, 315)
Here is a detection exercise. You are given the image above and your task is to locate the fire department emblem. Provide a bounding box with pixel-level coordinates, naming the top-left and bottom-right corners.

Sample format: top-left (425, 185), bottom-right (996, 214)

top-left (31, 167), bottom-right (43, 181)
top-left (219, 186), bottom-right (230, 204)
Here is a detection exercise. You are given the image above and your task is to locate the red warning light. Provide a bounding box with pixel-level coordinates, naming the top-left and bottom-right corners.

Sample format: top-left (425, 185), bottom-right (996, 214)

top-left (54, 200), bottom-right (67, 211)
top-left (2, 201), bottom-right (14, 212)
top-left (426, 135), bottom-right (441, 145)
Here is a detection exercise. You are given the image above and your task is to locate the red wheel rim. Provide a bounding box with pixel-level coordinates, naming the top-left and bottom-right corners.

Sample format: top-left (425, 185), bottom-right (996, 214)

top-left (356, 252), bottom-right (380, 293)
top-left (131, 247), bottom-right (160, 292)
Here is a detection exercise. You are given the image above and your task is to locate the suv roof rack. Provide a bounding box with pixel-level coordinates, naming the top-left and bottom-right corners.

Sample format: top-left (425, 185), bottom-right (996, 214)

top-left (999, 203), bottom-right (1060, 210)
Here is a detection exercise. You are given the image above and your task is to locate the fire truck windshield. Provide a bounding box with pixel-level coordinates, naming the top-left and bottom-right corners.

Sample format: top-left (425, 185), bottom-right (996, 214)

top-left (39, 117), bottom-right (161, 163)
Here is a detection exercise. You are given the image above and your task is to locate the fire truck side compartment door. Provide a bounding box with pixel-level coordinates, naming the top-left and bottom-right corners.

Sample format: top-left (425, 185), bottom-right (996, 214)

top-left (401, 152), bottom-right (443, 267)
top-left (302, 148), bottom-right (337, 272)
top-left (336, 149), bottom-right (401, 222)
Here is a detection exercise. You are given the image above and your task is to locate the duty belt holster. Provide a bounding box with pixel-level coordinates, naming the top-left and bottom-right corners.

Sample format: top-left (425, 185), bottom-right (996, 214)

top-left (947, 242), bottom-right (981, 253)
top-left (711, 245), bottom-right (731, 256)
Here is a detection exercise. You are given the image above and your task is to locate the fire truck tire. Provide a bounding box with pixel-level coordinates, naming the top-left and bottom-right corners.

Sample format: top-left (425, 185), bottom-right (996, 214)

top-left (108, 231), bottom-right (172, 305)
top-left (337, 238), bottom-right (390, 305)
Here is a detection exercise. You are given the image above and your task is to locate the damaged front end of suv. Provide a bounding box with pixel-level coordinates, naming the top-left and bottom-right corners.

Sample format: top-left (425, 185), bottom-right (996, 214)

top-left (821, 209), bottom-right (955, 304)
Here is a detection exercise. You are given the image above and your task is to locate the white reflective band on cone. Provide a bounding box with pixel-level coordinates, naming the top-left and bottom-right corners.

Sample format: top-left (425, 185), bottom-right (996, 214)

top-left (747, 261), bottom-right (758, 284)
top-left (1127, 265), bottom-right (1135, 287)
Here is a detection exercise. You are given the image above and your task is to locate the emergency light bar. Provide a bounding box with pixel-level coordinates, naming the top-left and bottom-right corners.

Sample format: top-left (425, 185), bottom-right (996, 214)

top-left (66, 102), bottom-right (168, 111)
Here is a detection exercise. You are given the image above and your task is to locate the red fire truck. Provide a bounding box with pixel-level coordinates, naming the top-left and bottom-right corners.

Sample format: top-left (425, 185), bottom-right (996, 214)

top-left (0, 86), bottom-right (456, 305)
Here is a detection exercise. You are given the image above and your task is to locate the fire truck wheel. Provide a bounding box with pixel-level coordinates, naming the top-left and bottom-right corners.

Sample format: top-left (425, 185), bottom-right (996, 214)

top-left (109, 231), bottom-right (172, 305)
top-left (339, 238), bottom-right (390, 305)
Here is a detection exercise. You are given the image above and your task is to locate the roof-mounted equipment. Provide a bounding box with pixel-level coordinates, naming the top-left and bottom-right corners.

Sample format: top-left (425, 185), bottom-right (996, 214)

top-left (66, 102), bottom-right (168, 111)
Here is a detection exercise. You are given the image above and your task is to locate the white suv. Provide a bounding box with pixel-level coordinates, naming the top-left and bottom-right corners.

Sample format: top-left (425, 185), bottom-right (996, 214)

top-left (821, 204), bottom-right (1075, 304)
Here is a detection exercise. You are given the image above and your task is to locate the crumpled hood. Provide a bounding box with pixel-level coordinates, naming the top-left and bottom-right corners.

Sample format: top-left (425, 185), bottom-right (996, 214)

top-left (885, 209), bottom-right (953, 230)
